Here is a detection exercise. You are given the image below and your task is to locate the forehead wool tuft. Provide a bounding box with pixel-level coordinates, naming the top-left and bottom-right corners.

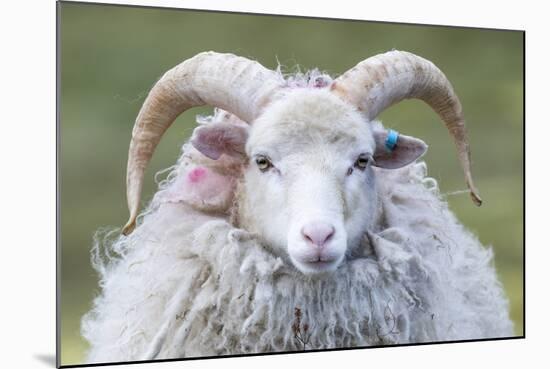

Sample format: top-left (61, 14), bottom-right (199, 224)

top-left (249, 89), bottom-right (373, 155)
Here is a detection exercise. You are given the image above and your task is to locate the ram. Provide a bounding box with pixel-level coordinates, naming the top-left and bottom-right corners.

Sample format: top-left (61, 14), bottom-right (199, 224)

top-left (82, 50), bottom-right (513, 363)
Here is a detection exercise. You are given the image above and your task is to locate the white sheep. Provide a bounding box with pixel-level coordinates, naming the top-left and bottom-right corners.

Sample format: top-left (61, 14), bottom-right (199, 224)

top-left (81, 51), bottom-right (513, 363)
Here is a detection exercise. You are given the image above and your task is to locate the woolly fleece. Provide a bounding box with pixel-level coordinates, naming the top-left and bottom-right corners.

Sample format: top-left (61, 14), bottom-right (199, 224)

top-left (82, 150), bottom-right (513, 363)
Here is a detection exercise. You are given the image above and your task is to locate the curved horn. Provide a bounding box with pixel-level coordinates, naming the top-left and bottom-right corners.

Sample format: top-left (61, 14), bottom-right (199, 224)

top-left (122, 52), bottom-right (284, 235)
top-left (331, 50), bottom-right (482, 206)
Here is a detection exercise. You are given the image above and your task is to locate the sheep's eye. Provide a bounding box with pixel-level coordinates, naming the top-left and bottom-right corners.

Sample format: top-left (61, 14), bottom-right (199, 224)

top-left (354, 154), bottom-right (370, 170)
top-left (255, 156), bottom-right (272, 172)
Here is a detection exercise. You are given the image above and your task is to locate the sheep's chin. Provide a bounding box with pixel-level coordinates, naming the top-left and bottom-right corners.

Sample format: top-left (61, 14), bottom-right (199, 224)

top-left (290, 254), bottom-right (345, 275)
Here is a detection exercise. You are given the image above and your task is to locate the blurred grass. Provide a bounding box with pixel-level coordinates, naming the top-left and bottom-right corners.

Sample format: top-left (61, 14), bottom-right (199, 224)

top-left (59, 2), bottom-right (524, 365)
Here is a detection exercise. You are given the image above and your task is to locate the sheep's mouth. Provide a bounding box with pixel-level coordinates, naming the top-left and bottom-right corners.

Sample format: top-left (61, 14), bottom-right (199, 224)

top-left (295, 256), bottom-right (342, 274)
top-left (303, 260), bottom-right (336, 267)
top-left (304, 255), bottom-right (338, 263)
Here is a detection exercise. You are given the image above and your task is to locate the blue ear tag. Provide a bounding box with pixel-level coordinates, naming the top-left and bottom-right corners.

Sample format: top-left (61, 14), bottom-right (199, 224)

top-left (385, 130), bottom-right (399, 152)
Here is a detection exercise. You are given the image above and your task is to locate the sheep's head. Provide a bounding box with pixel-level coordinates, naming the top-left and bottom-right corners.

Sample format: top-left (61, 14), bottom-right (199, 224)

top-left (121, 51), bottom-right (482, 275)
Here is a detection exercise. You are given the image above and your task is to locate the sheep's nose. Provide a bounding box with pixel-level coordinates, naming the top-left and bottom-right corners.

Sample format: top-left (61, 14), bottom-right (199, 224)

top-left (301, 222), bottom-right (335, 248)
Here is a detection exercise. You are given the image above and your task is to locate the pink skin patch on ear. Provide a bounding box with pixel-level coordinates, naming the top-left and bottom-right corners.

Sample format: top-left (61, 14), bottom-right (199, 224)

top-left (187, 167), bottom-right (208, 183)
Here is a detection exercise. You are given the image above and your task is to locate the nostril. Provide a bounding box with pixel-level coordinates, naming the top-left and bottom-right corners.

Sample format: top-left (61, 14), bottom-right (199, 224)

top-left (301, 222), bottom-right (336, 248)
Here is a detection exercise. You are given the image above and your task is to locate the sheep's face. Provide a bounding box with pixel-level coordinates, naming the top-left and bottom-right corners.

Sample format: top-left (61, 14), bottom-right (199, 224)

top-left (243, 90), bottom-right (375, 274)
top-left (192, 89), bottom-right (427, 275)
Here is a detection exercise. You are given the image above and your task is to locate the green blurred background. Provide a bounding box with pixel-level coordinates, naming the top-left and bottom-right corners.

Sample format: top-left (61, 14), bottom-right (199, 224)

top-left (59, 2), bottom-right (524, 365)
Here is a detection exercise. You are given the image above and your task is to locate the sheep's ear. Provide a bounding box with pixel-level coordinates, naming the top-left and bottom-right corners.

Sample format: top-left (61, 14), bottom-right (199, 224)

top-left (191, 122), bottom-right (249, 160)
top-left (372, 129), bottom-right (428, 169)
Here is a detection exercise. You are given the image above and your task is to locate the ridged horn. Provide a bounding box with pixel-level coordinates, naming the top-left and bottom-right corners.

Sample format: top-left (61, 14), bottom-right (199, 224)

top-left (331, 50), bottom-right (482, 206)
top-left (122, 52), bottom-right (284, 235)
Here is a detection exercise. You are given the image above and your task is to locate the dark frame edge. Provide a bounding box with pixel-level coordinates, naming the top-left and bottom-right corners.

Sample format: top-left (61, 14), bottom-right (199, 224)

top-left (56, 1), bottom-right (62, 368)
top-left (522, 30), bottom-right (526, 339)
top-left (57, 0), bottom-right (526, 33)
top-left (59, 336), bottom-right (525, 368)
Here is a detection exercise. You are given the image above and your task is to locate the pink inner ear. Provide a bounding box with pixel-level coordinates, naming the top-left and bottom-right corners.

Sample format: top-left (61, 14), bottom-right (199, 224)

top-left (188, 167), bottom-right (208, 183)
top-left (191, 122), bottom-right (249, 161)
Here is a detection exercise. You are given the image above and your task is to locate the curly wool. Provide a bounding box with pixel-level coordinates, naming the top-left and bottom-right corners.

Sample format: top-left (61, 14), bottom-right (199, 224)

top-left (82, 145), bottom-right (513, 363)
